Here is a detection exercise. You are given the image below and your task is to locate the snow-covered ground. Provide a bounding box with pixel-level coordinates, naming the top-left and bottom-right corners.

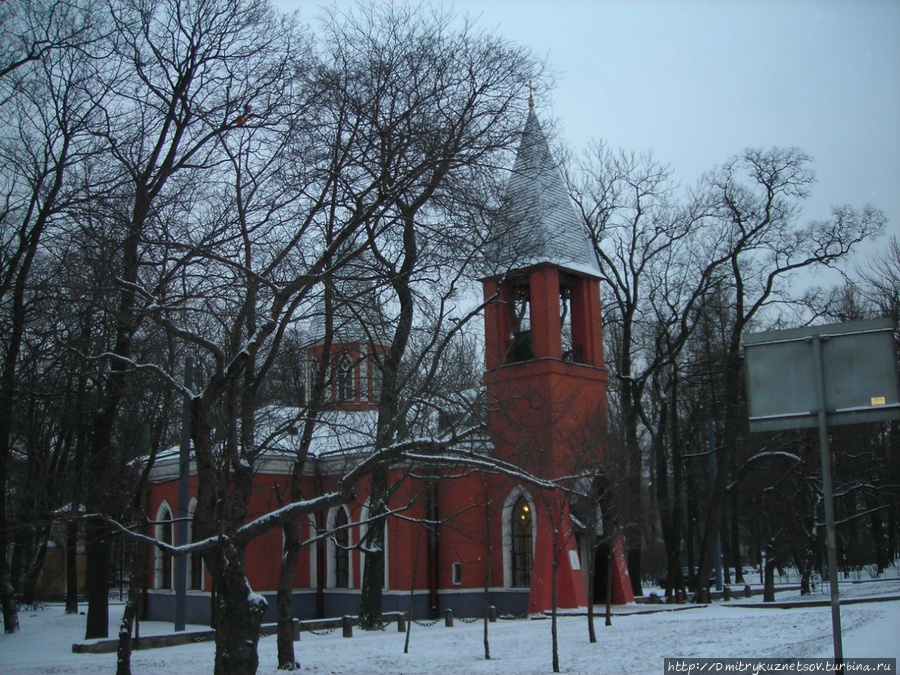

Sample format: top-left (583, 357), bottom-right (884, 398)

top-left (2, 580), bottom-right (898, 675)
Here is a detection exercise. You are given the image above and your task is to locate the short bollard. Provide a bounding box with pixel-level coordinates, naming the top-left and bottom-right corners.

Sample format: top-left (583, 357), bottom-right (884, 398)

top-left (488, 605), bottom-right (497, 623)
top-left (697, 588), bottom-right (710, 604)
top-left (397, 614), bottom-right (406, 632)
top-left (444, 609), bottom-right (454, 627)
top-left (723, 586), bottom-right (732, 601)
top-left (342, 615), bottom-right (353, 638)
top-left (744, 584), bottom-right (752, 598)
top-left (674, 589), bottom-right (685, 604)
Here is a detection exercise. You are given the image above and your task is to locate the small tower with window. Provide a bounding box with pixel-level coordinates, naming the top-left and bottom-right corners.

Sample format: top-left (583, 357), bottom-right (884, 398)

top-left (303, 282), bottom-right (389, 412)
top-left (482, 105), bottom-right (634, 613)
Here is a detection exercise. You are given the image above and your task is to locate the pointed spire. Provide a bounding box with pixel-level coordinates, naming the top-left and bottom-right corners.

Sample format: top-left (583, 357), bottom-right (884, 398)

top-left (485, 108), bottom-right (600, 277)
top-left (528, 80), bottom-right (535, 109)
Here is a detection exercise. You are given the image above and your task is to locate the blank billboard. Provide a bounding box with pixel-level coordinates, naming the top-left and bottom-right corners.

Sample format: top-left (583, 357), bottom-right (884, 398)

top-left (744, 318), bottom-right (900, 432)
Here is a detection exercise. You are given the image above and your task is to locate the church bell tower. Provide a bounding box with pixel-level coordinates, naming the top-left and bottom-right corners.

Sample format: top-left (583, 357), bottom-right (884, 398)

top-left (482, 105), bottom-right (634, 612)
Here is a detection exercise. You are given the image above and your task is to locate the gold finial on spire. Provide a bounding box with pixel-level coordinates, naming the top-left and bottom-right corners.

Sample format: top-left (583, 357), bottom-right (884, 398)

top-left (528, 80), bottom-right (535, 108)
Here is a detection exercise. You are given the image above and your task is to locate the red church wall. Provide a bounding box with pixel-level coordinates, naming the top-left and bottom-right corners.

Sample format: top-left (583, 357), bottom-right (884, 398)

top-left (485, 359), bottom-right (609, 472)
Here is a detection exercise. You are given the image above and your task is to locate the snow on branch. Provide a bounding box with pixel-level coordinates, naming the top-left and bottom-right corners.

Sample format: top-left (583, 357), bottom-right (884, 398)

top-left (94, 513), bottom-right (227, 555)
top-left (91, 352), bottom-right (189, 395)
top-left (728, 450), bottom-right (803, 493)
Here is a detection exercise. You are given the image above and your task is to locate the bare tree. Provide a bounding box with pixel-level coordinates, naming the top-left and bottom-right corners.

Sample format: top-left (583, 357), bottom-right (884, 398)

top-left (568, 142), bottom-right (719, 596)
top-left (690, 147), bottom-right (885, 599)
top-left (304, 2), bottom-right (538, 631)
top-left (0, 0), bottom-right (113, 632)
top-left (0, 0), bottom-right (100, 88)
top-left (570, 142), bottom-right (885, 601)
top-left (67, 0), bottom-right (306, 642)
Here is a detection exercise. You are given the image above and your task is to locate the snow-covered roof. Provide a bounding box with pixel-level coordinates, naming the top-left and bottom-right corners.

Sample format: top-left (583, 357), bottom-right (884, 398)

top-left (146, 399), bottom-right (489, 483)
top-left (486, 108), bottom-right (600, 278)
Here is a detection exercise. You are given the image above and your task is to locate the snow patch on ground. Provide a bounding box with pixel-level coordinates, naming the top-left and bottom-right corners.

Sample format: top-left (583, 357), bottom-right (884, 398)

top-left (2, 581), bottom-right (898, 675)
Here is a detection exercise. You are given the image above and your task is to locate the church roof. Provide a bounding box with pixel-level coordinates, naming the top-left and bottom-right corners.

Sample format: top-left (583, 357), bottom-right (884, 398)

top-left (486, 108), bottom-right (600, 277)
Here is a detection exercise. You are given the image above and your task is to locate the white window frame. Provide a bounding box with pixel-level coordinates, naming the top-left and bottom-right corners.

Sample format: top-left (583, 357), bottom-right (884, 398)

top-left (154, 501), bottom-right (174, 590)
top-left (501, 487), bottom-right (536, 589)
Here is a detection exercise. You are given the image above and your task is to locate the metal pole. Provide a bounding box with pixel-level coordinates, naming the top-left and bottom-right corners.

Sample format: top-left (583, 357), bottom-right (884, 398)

top-left (811, 336), bottom-right (842, 664)
top-left (709, 420), bottom-right (723, 592)
top-left (174, 356), bottom-right (193, 632)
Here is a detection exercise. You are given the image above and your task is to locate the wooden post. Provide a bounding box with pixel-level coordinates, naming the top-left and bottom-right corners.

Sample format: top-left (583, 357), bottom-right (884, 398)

top-left (342, 615), bottom-right (353, 638)
top-left (397, 613), bottom-right (406, 632)
top-left (723, 586), bottom-right (732, 601)
top-left (744, 584), bottom-right (752, 598)
top-left (488, 605), bottom-right (497, 622)
top-left (444, 609), bottom-right (453, 627)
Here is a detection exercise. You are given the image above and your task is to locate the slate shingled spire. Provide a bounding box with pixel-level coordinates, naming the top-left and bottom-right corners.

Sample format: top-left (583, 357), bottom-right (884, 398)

top-left (486, 108), bottom-right (601, 277)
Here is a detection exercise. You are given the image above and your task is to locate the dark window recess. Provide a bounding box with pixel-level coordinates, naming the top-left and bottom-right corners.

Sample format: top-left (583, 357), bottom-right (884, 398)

top-left (334, 509), bottom-right (350, 588)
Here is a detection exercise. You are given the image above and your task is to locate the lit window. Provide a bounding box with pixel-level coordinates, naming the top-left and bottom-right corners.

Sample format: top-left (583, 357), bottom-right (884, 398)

top-left (511, 497), bottom-right (533, 588)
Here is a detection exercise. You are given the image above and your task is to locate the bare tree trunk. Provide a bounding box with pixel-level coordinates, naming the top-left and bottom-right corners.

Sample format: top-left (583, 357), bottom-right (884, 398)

top-left (605, 547), bottom-right (613, 627)
top-left (585, 533), bottom-right (596, 643)
top-left (84, 518), bottom-right (110, 639)
top-left (19, 528), bottom-right (49, 606)
top-left (763, 540), bottom-right (776, 603)
top-left (275, 520), bottom-right (301, 671)
top-left (403, 520), bottom-right (425, 655)
top-left (358, 466), bottom-right (388, 630)
top-left (115, 530), bottom-right (148, 675)
top-left (360, 208), bottom-right (416, 630)
top-left (214, 558), bottom-right (267, 675)
top-left (65, 519), bottom-right (79, 614)
top-left (0, 557), bottom-right (16, 633)
top-left (551, 527), bottom-right (560, 674)
top-left (482, 485), bottom-right (493, 660)
top-left (731, 489), bottom-right (744, 583)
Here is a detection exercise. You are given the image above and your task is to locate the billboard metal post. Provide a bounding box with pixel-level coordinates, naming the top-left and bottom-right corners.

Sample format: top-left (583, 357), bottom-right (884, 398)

top-left (744, 317), bottom-right (900, 667)
top-left (811, 336), bottom-right (842, 664)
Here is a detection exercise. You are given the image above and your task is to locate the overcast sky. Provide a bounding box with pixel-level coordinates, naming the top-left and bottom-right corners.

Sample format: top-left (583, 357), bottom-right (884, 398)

top-left (279, 0), bottom-right (900, 269)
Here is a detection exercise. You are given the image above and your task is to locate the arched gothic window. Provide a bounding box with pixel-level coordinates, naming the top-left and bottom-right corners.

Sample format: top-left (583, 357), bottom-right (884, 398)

top-left (337, 353), bottom-right (354, 401)
top-left (333, 508), bottom-right (350, 588)
top-left (155, 503), bottom-right (173, 590)
top-left (510, 496), bottom-right (533, 588)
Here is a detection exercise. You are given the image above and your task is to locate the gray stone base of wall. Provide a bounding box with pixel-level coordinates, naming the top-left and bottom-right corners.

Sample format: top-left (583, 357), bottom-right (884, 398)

top-left (144, 588), bottom-right (530, 626)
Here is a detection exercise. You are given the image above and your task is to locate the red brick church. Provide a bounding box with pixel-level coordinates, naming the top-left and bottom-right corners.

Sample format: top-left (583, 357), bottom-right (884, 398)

top-left (144, 106), bottom-right (634, 624)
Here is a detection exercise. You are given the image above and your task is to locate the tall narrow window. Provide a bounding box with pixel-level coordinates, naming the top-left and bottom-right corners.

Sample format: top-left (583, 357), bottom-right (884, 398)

top-left (188, 499), bottom-right (202, 590)
top-left (334, 508), bottom-right (350, 588)
top-left (372, 358), bottom-right (383, 401)
top-left (155, 504), bottom-right (173, 590)
top-left (337, 353), bottom-right (354, 401)
top-left (508, 285), bottom-right (532, 363)
top-left (511, 496), bottom-right (533, 588)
